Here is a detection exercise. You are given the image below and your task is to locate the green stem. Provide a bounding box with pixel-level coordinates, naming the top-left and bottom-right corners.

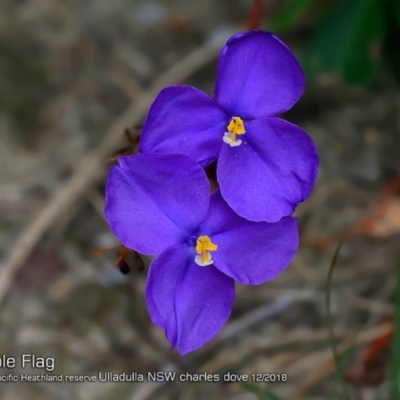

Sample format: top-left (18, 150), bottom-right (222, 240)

top-left (325, 241), bottom-right (352, 400)
top-left (390, 253), bottom-right (400, 398)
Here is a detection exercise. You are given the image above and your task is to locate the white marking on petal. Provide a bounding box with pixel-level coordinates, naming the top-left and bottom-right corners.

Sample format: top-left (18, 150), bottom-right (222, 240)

top-left (223, 132), bottom-right (242, 147)
top-left (194, 254), bottom-right (214, 267)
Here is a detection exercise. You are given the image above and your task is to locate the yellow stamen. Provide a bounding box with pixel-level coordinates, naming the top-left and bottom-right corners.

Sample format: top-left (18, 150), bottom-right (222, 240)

top-left (223, 117), bottom-right (246, 147)
top-left (195, 235), bottom-right (218, 266)
top-left (227, 117), bottom-right (246, 141)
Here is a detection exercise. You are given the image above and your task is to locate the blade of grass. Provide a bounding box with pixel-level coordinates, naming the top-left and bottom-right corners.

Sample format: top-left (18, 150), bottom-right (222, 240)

top-left (330, 327), bottom-right (359, 400)
top-left (389, 253), bottom-right (400, 398)
top-left (325, 241), bottom-right (352, 400)
top-left (240, 382), bottom-right (283, 400)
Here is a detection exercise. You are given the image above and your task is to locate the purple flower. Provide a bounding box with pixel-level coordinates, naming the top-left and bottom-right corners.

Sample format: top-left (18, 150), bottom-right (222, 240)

top-left (139, 30), bottom-right (319, 223)
top-left (105, 153), bottom-right (299, 354)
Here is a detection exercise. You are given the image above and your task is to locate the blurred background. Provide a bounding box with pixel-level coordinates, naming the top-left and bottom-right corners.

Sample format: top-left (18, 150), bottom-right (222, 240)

top-left (0, 0), bottom-right (400, 399)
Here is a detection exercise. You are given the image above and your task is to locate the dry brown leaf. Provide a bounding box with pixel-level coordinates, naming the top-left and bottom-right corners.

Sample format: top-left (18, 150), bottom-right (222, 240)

top-left (369, 198), bottom-right (400, 238)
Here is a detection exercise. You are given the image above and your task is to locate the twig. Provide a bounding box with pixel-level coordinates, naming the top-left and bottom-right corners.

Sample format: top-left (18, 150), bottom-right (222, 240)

top-left (220, 292), bottom-right (300, 341)
top-left (199, 327), bottom-right (345, 374)
top-left (248, 0), bottom-right (263, 30)
top-left (0, 29), bottom-right (235, 307)
top-left (321, 328), bottom-right (391, 374)
top-left (290, 322), bottom-right (394, 396)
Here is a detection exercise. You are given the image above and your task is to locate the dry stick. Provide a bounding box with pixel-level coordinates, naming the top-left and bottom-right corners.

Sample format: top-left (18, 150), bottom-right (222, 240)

top-left (288, 322), bottom-right (394, 395)
top-left (247, 0), bottom-right (263, 30)
top-left (0, 30), bottom-right (235, 307)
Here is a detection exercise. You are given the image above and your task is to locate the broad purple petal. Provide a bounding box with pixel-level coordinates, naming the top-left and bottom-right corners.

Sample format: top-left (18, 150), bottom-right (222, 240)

top-left (146, 243), bottom-right (235, 355)
top-left (215, 30), bottom-right (305, 119)
top-left (200, 191), bottom-right (298, 284)
top-left (217, 118), bottom-right (319, 222)
top-left (139, 85), bottom-right (228, 166)
top-left (105, 153), bottom-right (210, 255)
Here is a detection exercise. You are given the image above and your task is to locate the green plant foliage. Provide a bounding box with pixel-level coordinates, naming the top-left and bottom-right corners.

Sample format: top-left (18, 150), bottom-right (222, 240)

top-left (382, 0), bottom-right (400, 83)
top-left (302, 0), bottom-right (384, 85)
top-left (397, 1), bottom-right (400, 25)
top-left (271, 0), bottom-right (315, 33)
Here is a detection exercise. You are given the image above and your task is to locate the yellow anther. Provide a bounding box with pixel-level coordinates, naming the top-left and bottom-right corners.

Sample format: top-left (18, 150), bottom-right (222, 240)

top-left (227, 117), bottom-right (246, 140)
top-left (195, 235), bottom-right (218, 266)
top-left (223, 117), bottom-right (246, 147)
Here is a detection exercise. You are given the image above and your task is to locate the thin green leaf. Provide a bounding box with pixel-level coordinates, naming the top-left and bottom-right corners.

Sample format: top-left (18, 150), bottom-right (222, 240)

top-left (325, 241), bottom-right (352, 400)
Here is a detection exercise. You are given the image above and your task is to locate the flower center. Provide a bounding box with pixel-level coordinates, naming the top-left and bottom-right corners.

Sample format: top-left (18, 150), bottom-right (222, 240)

top-left (194, 235), bottom-right (218, 266)
top-left (223, 116), bottom-right (246, 147)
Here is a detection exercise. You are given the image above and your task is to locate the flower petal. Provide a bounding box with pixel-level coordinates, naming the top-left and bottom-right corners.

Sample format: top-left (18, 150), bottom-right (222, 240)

top-left (139, 86), bottom-right (228, 166)
top-left (217, 118), bottom-right (319, 222)
top-left (215, 30), bottom-right (305, 119)
top-left (146, 243), bottom-right (235, 355)
top-left (105, 153), bottom-right (210, 255)
top-left (200, 191), bottom-right (299, 284)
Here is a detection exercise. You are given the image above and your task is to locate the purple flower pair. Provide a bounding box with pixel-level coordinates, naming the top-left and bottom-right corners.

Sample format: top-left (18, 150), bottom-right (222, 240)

top-left (106, 154), bottom-right (299, 354)
top-left (105, 30), bottom-right (319, 354)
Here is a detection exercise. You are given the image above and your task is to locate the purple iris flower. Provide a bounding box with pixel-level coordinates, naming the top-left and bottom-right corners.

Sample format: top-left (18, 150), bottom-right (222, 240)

top-left (105, 153), bottom-right (299, 354)
top-left (139, 30), bottom-right (319, 223)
